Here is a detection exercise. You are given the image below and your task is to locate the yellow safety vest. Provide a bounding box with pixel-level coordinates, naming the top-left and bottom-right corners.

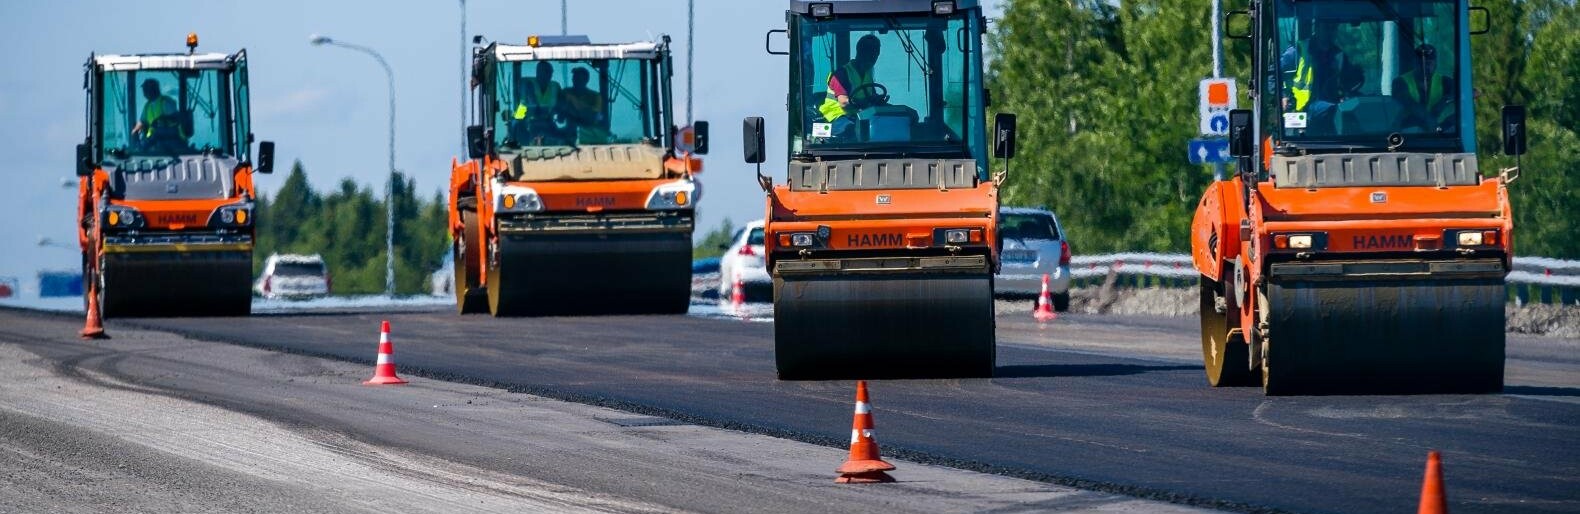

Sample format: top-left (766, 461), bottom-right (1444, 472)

top-left (818, 62), bottom-right (872, 122)
top-left (142, 95), bottom-right (183, 139)
top-left (1401, 72), bottom-right (1451, 125)
top-left (513, 81), bottom-right (559, 120)
top-left (1289, 57), bottom-right (1313, 111)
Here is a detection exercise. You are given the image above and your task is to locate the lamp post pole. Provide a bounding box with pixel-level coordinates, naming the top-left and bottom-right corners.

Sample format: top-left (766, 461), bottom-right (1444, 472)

top-left (311, 35), bottom-right (397, 296)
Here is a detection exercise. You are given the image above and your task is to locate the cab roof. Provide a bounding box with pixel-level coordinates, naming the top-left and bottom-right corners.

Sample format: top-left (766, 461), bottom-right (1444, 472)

top-left (90, 52), bottom-right (239, 71)
top-left (491, 39), bottom-right (667, 62)
top-left (790, 0), bottom-right (981, 14)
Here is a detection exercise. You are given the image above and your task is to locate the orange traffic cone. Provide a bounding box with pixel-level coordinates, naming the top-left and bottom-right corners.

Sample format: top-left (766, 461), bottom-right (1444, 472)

top-left (1418, 451), bottom-right (1447, 514)
top-left (364, 321), bottom-right (407, 385)
top-left (1033, 273), bottom-right (1057, 323)
top-left (730, 269), bottom-right (746, 314)
top-left (79, 279), bottom-right (108, 340)
top-left (836, 380), bottom-right (896, 484)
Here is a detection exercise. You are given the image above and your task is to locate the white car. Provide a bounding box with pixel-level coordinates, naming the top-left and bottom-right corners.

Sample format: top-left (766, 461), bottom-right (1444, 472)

top-left (255, 254), bottom-right (331, 299)
top-left (717, 220), bottom-right (771, 300)
top-left (996, 207), bottom-right (1072, 311)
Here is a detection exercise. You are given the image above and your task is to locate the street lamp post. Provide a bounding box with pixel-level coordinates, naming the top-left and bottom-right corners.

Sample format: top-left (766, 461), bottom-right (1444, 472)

top-left (311, 34), bottom-right (397, 297)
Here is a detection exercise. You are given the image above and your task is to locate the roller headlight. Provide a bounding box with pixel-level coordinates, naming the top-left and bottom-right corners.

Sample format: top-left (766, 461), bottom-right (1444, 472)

top-left (646, 180), bottom-right (699, 210)
top-left (103, 205), bottom-right (143, 228)
top-left (790, 233), bottom-right (815, 247)
top-left (1288, 234), bottom-right (1313, 249)
top-left (494, 185), bottom-right (544, 213)
top-left (1456, 230), bottom-right (1484, 246)
top-left (212, 203), bottom-right (254, 227)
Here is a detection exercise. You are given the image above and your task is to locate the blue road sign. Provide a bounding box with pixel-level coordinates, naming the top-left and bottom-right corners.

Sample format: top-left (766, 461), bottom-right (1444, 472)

top-left (1188, 138), bottom-right (1232, 165)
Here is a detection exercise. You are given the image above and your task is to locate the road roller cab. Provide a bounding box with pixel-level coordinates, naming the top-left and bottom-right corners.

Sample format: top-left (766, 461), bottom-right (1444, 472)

top-left (452, 35), bottom-right (706, 316)
top-left (76, 34), bottom-right (275, 317)
top-left (745, 0), bottom-right (1013, 379)
top-left (1191, 0), bottom-right (1527, 394)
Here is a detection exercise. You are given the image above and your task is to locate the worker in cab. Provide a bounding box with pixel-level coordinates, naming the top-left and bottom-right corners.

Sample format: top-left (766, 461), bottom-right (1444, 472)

top-left (560, 67), bottom-right (607, 143)
top-left (131, 78), bottom-right (186, 150)
top-left (1281, 25), bottom-right (1347, 134)
top-left (818, 35), bottom-right (885, 139)
top-left (511, 61), bottom-right (563, 144)
top-left (1393, 44), bottom-right (1455, 132)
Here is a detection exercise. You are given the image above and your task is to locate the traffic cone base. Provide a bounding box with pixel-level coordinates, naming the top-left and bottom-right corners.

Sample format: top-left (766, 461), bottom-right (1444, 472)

top-left (364, 375), bottom-right (407, 385)
top-left (364, 321), bottom-right (407, 385)
top-left (835, 470), bottom-right (895, 484)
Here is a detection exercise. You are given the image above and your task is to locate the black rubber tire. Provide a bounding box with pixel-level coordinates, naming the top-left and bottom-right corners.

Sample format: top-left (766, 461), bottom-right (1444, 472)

top-left (1201, 275), bottom-right (1256, 387)
top-left (1053, 292), bottom-right (1071, 312)
top-left (454, 210), bottom-right (487, 314)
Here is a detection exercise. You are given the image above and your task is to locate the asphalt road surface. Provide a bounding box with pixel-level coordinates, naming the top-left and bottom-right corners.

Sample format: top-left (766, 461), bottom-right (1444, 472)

top-left (0, 308), bottom-right (1201, 513)
top-left (5, 304), bottom-right (1577, 513)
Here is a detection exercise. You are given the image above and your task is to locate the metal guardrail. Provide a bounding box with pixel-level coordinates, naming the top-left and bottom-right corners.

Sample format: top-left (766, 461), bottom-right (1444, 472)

top-left (1053, 253), bottom-right (1580, 305)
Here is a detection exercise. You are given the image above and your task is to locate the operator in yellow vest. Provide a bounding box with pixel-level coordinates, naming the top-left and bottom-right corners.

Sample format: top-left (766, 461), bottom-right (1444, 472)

top-left (1281, 26), bottom-right (1346, 133)
top-left (817, 35), bottom-right (884, 139)
top-left (511, 61), bottom-right (563, 144)
top-left (130, 79), bottom-right (186, 148)
top-left (560, 67), bottom-right (608, 143)
top-left (1392, 44), bottom-right (1455, 132)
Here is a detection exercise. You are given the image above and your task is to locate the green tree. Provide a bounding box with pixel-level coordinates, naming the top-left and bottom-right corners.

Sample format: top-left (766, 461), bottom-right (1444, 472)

top-left (693, 217), bottom-right (737, 259)
top-left (254, 165), bottom-right (452, 295)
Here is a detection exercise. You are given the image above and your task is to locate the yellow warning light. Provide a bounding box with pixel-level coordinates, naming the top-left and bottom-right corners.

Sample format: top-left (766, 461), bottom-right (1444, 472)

top-left (527, 35), bottom-right (541, 47)
top-left (108, 211), bottom-right (120, 226)
top-left (235, 209), bottom-right (248, 225)
top-left (674, 191), bottom-right (688, 206)
top-left (186, 33), bottom-right (199, 50)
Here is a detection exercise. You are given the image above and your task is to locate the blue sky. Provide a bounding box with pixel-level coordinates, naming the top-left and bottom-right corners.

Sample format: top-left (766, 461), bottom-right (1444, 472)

top-left (0, 0), bottom-right (1002, 282)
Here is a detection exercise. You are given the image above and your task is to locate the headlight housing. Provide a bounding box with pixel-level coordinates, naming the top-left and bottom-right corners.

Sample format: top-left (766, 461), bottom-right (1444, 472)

top-left (646, 180), bottom-right (699, 210)
top-left (103, 205), bottom-right (143, 228)
top-left (212, 203), bottom-right (253, 227)
top-left (494, 184), bottom-right (544, 213)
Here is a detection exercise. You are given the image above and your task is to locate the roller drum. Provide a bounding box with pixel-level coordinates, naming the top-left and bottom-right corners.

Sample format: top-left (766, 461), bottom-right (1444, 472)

top-left (773, 272), bottom-right (996, 380)
top-left (1262, 277), bottom-right (1505, 395)
top-left (489, 231), bottom-right (692, 316)
top-left (99, 250), bottom-right (253, 317)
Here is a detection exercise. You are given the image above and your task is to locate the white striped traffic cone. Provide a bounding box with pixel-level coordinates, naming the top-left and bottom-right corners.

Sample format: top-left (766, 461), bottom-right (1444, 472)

top-left (836, 380), bottom-right (896, 483)
top-left (1034, 273), bottom-right (1057, 322)
top-left (364, 320), bottom-right (408, 385)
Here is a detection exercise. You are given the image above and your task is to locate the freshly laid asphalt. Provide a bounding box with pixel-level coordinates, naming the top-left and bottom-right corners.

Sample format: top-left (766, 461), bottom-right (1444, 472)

top-left (71, 305), bottom-right (1579, 514)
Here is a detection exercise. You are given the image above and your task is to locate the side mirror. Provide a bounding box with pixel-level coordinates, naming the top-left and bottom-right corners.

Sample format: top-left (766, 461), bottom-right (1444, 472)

top-left (692, 121), bottom-right (710, 155)
top-left (743, 117), bottom-right (766, 164)
top-left (75, 143), bottom-right (94, 177)
top-left (765, 29), bottom-right (789, 56)
top-left (1502, 105), bottom-right (1526, 156)
top-left (467, 125), bottom-right (488, 159)
top-left (993, 113), bottom-right (1017, 159)
top-left (256, 141), bottom-right (275, 174)
top-left (1469, 7), bottom-right (1491, 35)
top-left (1228, 109), bottom-right (1254, 157)
top-left (1226, 10), bottom-right (1253, 39)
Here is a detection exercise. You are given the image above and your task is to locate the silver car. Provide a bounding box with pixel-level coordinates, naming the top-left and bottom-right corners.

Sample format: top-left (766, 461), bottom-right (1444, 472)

top-left (254, 254), bottom-right (331, 299)
top-left (995, 207), bottom-right (1071, 311)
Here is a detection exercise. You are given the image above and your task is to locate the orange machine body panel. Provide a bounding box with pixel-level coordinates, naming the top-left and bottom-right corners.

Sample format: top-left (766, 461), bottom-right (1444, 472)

top-left (762, 182), bottom-right (998, 269)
